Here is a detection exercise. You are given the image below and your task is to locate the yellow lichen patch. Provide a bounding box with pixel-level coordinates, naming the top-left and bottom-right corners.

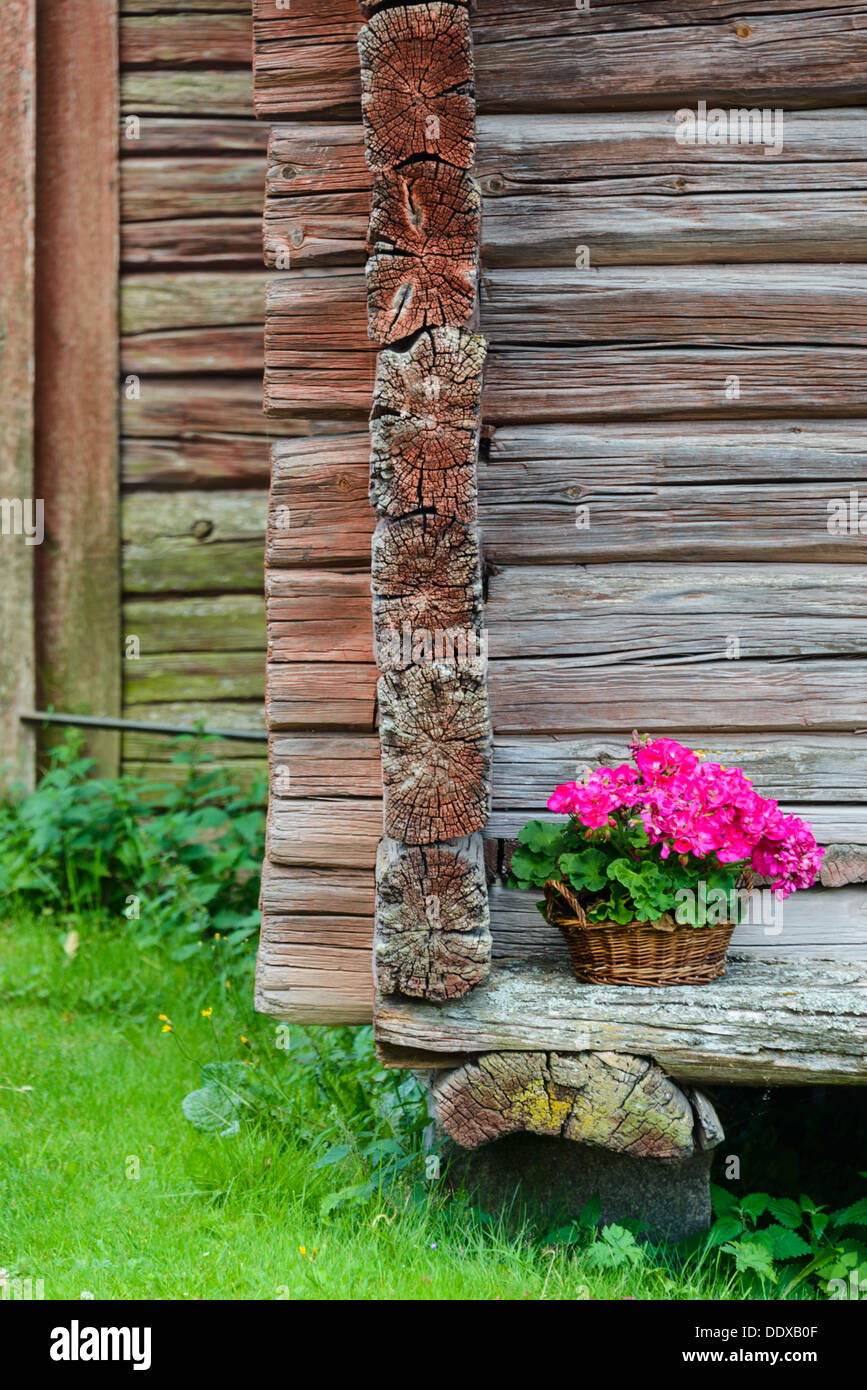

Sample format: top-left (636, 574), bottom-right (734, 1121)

top-left (513, 1080), bottom-right (571, 1136)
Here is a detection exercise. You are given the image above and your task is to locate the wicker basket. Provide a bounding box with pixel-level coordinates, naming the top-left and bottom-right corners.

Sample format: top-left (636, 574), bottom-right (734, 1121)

top-left (543, 879), bottom-right (736, 986)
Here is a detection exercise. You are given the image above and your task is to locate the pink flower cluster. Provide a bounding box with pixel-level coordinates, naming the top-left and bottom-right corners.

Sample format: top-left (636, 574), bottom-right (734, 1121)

top-left (547, 737), bottom-right (823, 898)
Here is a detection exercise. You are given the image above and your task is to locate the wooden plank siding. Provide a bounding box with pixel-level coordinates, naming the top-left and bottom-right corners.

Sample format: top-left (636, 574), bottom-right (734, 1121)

top-left (118, 1), bottom-right (270, 784)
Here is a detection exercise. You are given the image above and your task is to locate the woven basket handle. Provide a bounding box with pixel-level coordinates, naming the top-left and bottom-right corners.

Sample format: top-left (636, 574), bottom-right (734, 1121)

top-left (544, 878), bottom-right (588, 926)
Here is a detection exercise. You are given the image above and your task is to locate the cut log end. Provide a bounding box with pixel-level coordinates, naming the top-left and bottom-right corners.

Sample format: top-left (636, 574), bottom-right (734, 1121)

top-left (374, 834), bottom-right (491, 1000)
top-left (431, 1050), bottom-right (720, 1160)
top-left (366, 163), bottom-right (480, 341)
top-left (372, 514), bottom-right (483, 671)
top-left (379, 659), bottom-right (491, 843)
top-left (359, 5), bottom-right (475, 171)
top-left (369, 325), bottom-right (486, 519)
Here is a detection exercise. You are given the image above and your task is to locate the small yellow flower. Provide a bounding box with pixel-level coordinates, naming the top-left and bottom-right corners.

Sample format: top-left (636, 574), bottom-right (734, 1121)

top-left (225, 980), bottom-right (231, 991)
top-left (215, 932), bottom-right (221, 941)
top-left (299, 1246), bottom-right (306, 1257)
top-left (201, 1008), bottom-right (213, 1019)
top-left (158, 1014), bottom-right (170, 1022)
top-left (161, 1024), bottom-right (172, 1033)
top-left (240, 1035), bottom-right (249, 1046)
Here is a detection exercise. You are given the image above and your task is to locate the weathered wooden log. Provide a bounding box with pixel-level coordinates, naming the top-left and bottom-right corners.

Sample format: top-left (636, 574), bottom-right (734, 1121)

top-left (253, 2), bottom-right (867, 118)
top-left (374, 834), bottom-right (491, 1000)
top-left (371, 515), bottom-right (483, 672)
top-left (358, 3), bottom-right (475, 171)
top-left (378, 957), bottom-right (867, 1085)
top-left (379, 659), bottom-right (491, 843)
top-left (266, 111), bottom-right (867, 201)
top-left (370, 326), bottom-right (486, 520)
top-left (487, 658), bottom-right (867, 734)
top-left (266, 661), bottom-right (377, 730)
top-left (430, 1050), bottom-right (714, 1160)
top-left (820, 845), bottom-right (867, 888)
top-left (366, 161), bottom-right (479, 341)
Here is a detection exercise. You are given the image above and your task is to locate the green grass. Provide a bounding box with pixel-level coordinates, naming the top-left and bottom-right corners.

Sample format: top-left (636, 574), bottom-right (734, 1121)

top-left (0, 911), bottom-right (754, 1301)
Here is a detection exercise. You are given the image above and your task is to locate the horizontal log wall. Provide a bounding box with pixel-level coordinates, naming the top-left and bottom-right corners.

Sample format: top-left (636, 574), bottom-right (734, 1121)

top-left (251, 0), bottom-right (867, 1024)
top-left (120, 0), bottom-right (274, 791)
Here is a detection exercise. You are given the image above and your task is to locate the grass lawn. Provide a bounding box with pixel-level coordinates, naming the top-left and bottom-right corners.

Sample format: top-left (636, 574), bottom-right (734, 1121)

top-left (0, 912), bottom-right (756, 1301)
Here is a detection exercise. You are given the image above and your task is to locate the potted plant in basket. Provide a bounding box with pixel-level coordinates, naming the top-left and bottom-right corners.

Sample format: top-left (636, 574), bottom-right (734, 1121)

top-left (508, 735), bottom-right (823, 986)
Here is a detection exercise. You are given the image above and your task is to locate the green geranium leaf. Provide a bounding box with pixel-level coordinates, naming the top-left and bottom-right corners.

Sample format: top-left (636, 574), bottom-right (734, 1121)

top-left (557, 848), bottom-right (610, 893)
top-left (518, 820), bottom-right (566, 854)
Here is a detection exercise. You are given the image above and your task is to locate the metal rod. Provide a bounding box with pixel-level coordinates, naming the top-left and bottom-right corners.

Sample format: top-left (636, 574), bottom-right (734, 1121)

top-left (19, 710), bottom-right (267, 743)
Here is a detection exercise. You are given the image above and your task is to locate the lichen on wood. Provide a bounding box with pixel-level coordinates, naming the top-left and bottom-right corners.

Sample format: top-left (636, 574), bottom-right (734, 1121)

top-left (430, 1050), bottom-right (716, 1160)
top-left (374, 834), bottom-right (491, 999)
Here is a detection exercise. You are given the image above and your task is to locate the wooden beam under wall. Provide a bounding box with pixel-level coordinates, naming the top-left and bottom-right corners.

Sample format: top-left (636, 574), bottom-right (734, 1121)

top-left (0, 0), bottom-right (36, 790)
top-left (35, 0), bottom-right (121, 775)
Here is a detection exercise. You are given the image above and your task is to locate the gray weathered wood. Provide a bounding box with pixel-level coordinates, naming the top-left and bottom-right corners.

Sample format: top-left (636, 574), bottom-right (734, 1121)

top-left (122, 491), bottom-right (268, 593)
top-left (491, 734), bottom-right (867, 806)
top-left (254, 1), bottom-right (867, 116)
top-left (487, 659), bottom-right (867, 733)
top-left (376, 955), bottom-right (867, 1085)
top-left (486, 565), bottom-right (867, 660)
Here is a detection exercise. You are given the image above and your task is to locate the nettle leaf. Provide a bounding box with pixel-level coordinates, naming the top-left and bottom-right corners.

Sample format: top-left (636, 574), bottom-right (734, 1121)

top-left (711, 1184), bottom-right (739, 1218)
top-left (765, 1225), bottom-right (812, 1261)
top-left (582, 1225), bottom-right (644, 1271)
top-left (706, 1216), bottom-right (744, 1248)
top-left (722, 1238), bottom-right (777, 1282)
top-left (768, 1197), bottom-right (803, 1230)
top-left (740, 1192), bottom-right (770, 1220)
top-left (557, 848), bottom-right (610, 893)
top-left (832, 1198), bottom-right (867, 1228)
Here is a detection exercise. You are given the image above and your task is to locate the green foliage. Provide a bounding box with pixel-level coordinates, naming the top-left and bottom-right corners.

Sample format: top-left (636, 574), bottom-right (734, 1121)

top-left (182, 1024), bottom-right (431, 1217)
top-left (508, 817), bottom-right (745, 927)
top-left (0, 731), bottom-right (265, 970)
top-left (707, 1183), bottom-right (867, 1297)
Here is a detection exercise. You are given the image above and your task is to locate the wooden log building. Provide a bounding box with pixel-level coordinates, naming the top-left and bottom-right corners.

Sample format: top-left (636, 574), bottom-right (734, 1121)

top-left (3, 1), bottom-right (867, 1184)
top-left (249, 0), bottom-right (867, 1168)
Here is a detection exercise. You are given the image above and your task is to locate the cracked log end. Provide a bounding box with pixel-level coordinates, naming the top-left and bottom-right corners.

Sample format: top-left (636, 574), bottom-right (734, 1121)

top-left (374, 834), bottom-right (491, 1000)
top-left (359, 4), bottom-right (475, 171)
top-left (820, 844), bottom-right (867, 887)
top-left (431, 1051), bottom-right (723, 1161)
top-left (367, 163), bottom-right (480, 342)
top-left (372, 514), bottom-right (483, 671)
top-left (379, 658), bottom-right (491, 843)
top-left (369, 326), bottom-right (486, 521)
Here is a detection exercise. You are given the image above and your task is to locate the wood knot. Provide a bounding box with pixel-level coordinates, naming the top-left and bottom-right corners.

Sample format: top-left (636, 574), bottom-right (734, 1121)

top-left (735, 23), bottom-right (752, 37)
top-left (281, 165), bottom-right (297, 181)
top-left (484, 176), bottom-right (505, 194)
top-left (190, 518), bottom-right (214, 540)
top-left (289, 227), bottom-right (304, 247)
